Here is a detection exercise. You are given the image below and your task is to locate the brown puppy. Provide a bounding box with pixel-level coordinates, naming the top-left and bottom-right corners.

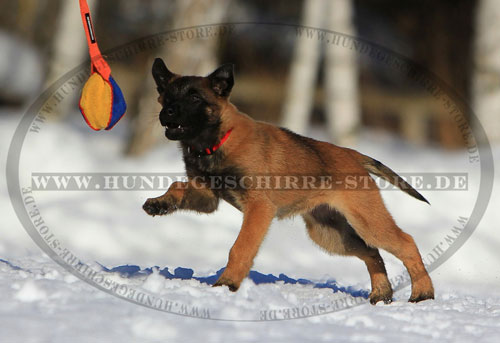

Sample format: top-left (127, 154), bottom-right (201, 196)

top-left (143, 58), bottom-right (434, 304)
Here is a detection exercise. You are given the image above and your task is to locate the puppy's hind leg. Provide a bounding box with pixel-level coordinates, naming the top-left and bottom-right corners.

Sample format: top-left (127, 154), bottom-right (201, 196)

top-left (304, 206), bottom-right (393, 304)
top-left (336, 188), bottom-right (434, 303)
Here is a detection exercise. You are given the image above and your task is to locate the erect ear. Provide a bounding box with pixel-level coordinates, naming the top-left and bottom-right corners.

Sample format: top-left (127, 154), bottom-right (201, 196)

top-left (207, 64), bottom-right (234, 97)
top-left (152, 58), bottom-right (176, 93)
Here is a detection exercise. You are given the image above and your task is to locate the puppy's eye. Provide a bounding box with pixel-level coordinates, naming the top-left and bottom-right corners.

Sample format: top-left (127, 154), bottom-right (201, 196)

top-left (190, 94), bottom-right (202, 103)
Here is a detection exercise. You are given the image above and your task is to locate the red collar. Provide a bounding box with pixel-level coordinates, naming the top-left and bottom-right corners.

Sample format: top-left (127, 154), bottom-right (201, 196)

top-left (206, 128), bottom-right (233, 155)
top-left (189, 128), bottom-right (233, 156)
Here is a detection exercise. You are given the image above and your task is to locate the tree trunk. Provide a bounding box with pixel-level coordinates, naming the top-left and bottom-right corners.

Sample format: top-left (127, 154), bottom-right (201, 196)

top-left (323, 0), bottom-right (360, 146)
top-left (45, 0), bottom-right (97, 119)
top-left (281, 0), bottom-right (326, 135)
top-left (125, 0), bottom-right (230, 156)
top-left (472, 0), bottom-right (500, 143)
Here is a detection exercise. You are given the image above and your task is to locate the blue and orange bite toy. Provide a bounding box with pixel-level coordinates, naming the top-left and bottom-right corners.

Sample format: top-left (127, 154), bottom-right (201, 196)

top-left (78, 0), bottom-right (126, 130)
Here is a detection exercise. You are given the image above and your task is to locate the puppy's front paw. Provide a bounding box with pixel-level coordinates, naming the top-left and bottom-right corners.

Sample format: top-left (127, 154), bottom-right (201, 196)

top-left (213, 277), bottom-right (239, 292)
top-left (143, 197), bottom-right (177, 216)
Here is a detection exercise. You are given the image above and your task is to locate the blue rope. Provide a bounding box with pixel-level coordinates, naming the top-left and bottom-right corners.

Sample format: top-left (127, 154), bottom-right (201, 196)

top-left (0, 258), bottom-right (23, 271)
top-left (99, 264), bottom-right (370, 299)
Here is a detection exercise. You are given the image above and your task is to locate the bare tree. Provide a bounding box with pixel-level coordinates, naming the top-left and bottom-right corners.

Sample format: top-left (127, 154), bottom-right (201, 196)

top-left (281, 0), bottom-right (326, 135)
top-left (125, 0), bottom-right (230, 156)
top-left (282, 0), bottom-right (360, 145)
top-left (44, 0), bottom-right (97, 119)
top-left (473, 0), bottom-right (500, 143)
top-left (324, 0), bottom-right (360, 146)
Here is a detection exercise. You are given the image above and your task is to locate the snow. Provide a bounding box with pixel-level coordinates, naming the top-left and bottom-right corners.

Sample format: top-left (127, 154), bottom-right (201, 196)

top-left (1, 109), bottom-right (500, 342)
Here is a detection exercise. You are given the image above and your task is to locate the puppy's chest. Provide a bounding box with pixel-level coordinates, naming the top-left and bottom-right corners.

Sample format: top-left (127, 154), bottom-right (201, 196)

top-left (183, 152), bottom-right (246, 210)
top-left (183, 151), bottom-right (224, 175)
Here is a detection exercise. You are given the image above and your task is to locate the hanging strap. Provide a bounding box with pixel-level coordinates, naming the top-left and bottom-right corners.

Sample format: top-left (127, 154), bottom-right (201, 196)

top-left (79, 0), bottom-right (111, 80)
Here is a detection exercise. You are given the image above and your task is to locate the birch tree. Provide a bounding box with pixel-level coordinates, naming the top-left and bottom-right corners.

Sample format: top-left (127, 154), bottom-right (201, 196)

top-left (281, 0), bottom-right (326, 135)
top-left (126, 0), bottom-right (230, 156)
top-left (472, 0), bottom-right (500, 143)
top-left (282, 0), bottom-right (360, 145)
top-left (324, 0), bottom-right (360, 146)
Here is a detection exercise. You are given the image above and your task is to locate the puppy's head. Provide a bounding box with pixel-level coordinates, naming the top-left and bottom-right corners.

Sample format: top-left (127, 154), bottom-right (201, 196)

top-left (152, 58), bottom-right (234, 141)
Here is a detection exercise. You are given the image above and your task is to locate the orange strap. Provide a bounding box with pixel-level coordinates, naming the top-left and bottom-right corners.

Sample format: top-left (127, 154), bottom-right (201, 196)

top-left (79, 0), bottom-right (111, 80)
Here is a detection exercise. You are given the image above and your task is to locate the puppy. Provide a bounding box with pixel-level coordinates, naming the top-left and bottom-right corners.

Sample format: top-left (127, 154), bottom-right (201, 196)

top-left (143, 58), bottom-right (434, 304)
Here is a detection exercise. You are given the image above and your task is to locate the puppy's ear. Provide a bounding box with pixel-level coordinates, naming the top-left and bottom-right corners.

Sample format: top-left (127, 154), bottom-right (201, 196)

top-left (152, 58), bottom-right (175, 93)
top-left (207, 64), bottom-right (234, 97)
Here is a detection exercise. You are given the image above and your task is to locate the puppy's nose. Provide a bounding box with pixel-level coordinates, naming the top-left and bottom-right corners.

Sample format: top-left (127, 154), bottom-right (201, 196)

top-left (166, 107), bottom-right (175, 116)
top-left (159, 110), bottom-right (168, 126)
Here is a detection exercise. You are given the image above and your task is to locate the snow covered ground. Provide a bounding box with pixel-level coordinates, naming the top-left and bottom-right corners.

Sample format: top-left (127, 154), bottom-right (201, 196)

top-left (1, 109), bottom-right (500, 342)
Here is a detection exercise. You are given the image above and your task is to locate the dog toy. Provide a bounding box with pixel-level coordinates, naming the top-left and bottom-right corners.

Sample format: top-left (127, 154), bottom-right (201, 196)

top-left (78, 0), bottom-right (126, 130)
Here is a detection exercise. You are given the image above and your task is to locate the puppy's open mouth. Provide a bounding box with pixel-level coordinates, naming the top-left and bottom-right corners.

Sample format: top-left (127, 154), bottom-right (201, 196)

top-left (165, 122), bottom-right (187, 131)
top-left (164, 122), bottom-right (190, 138)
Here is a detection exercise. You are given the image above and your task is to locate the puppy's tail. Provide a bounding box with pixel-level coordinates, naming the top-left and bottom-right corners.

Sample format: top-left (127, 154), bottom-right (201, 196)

top-left (354, 152), bottom-right (430, 204)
